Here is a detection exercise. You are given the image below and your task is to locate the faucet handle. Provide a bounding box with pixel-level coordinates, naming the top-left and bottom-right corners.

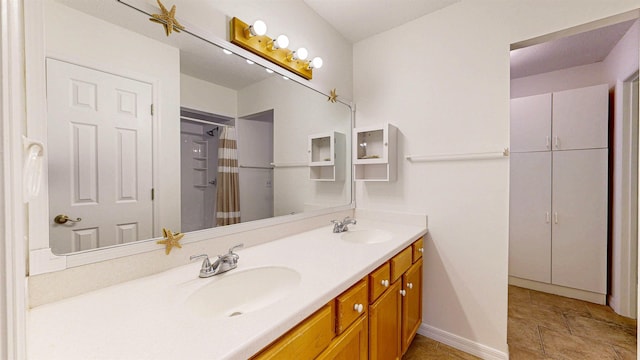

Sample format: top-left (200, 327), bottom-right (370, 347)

top-left (228, 243), bottom-right (244, 254)
top-left (190, 254), bottom-right (211, 269)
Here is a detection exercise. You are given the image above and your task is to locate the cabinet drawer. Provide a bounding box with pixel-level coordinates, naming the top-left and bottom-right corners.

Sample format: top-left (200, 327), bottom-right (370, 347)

top-left (252, 302), bottom-right (335, 360)
top-left (336, 279), bottom-right (368, 334)
top-left (412, 237), bottom-right (424, 263)
top-left (390, 247), bottom-right (412, 283)
top-left (369, 262), bottom-right (391, 304)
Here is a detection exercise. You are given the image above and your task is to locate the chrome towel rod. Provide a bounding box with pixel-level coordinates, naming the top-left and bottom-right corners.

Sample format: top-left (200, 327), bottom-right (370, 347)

top-left (406, 148), bottom-right (510, 162)
top-left (239, 165), bottom-right (274, 170)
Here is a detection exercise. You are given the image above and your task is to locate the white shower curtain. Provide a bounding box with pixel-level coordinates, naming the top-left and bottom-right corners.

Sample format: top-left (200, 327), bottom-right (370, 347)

top-left (215, 127), bottom-right (241, 226)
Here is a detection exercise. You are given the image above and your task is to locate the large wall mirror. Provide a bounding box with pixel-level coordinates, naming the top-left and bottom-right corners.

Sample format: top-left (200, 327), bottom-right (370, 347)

top-left (30, 0), bottom-right (352, 268)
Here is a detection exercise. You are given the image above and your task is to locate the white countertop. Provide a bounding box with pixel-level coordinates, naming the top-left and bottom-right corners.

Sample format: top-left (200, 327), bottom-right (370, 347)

top-left (28, 219), bottom-right (427, 360)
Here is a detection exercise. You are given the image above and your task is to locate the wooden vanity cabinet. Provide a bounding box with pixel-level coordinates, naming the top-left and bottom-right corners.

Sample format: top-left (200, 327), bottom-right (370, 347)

top-left (401, 258), bottom-right (423, 354)
top-left (252, 237), bottom-right (424, 360)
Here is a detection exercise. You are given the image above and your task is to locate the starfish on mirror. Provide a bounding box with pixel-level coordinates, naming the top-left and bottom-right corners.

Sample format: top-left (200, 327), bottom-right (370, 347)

top-left (157, 228), bottom-right (184, 255)
top-left (149, 0), bottom-right (185, 37)
top-left (328, 88), bottom-right (338, 103)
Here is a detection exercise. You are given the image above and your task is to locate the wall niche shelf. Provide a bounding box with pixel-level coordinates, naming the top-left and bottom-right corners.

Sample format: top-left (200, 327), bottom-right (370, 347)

top-left (308, 131), bottom-right (345, 181)
top-left (353, 123), bottom-right (397, 181)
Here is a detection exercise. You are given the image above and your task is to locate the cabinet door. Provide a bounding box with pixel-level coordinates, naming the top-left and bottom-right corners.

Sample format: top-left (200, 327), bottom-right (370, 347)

top-left (370, 280), bottom-right (401, 360)
top-left (401, 259), bottom-right (422, 354)
top-left (317, 315), bottom-right (368, 360)
top-left (509, 152), bottom-right (552, 283)
top-left (510, 93), bottom-right (552, 152)
top-left (552, 84), bottom-right (608, 150)
top-left (552, 149), bottom-right (608, 293)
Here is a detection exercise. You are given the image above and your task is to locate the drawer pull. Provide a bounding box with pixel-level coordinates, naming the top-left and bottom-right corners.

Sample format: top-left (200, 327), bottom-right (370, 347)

top-left (407, 282), bottom-right (413, 289)
top-left (400, 289), bottom-right (406, 297)
top-left (353, 303), bottom-right (364, 313)
top-left (380, 279), bottom-right (389, 287)
top-left (418, 248), bottom-right (424, 253)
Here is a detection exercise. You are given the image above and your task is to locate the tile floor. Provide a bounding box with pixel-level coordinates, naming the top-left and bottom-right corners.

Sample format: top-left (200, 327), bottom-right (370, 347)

top-left (402, 285), bottom-right (637, 359)
top-left (508, 285), bottom-right (637, 359)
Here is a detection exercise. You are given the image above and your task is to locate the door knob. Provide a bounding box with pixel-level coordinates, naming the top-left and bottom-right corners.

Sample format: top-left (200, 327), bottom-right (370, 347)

top-left (54, 214), bottom-right (82, 224)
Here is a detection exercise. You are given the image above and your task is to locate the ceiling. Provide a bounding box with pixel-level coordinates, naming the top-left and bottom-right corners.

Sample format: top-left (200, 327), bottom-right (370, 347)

top-left (302, 0), bottom-right (460, 43)
top-left (510, 19), bottom-right (636, 79)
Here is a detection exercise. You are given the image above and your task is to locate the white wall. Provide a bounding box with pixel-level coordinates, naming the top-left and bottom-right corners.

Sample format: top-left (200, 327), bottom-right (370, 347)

top-left (604, 20), bottom-right (640, 317)
top-left (237, 76), bottom-right (351, 216)
top-left (354, 1), bottom-right (640, 356)
top-left (44, 0), bottom-right (181, 236)
top-left (180, 73), bottom-right (237, 118)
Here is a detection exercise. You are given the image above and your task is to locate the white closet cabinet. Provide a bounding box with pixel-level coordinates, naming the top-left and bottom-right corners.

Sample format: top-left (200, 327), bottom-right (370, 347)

top-left (552, 84), bottom-right (608, 151)
top-left (509, 84), bottom-right (608, 299)
top-left (551, 149), bottom-right (608, 294)
top-left (509, 152), bottom-right (552, 283)
top-left (510, 93), bottom-right (552, 152)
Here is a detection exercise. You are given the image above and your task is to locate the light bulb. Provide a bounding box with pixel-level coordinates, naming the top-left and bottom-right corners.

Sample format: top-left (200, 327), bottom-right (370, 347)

top-left (265, 68), bottom-right (274, 74)
top-left (222, 49), bottom-right (232, 55)
top-left (295, 47), bottom-right (308, 61)
top-left (246, 59), bottom-right (255, 65)
top-left (273, 34), bottom-right (289, 50)
top-left (248, 20), bottom-right (267, 36)
top-left (308, 57), bottom-right (323, 69)
top-left (282, 76), bottom-right (289, 81)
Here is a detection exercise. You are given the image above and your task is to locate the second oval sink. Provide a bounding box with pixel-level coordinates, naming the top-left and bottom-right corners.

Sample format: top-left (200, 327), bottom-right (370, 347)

top-left (185, 266), bottom-right (301, 318)
top-left (341, 229), bottom-right (393, 244)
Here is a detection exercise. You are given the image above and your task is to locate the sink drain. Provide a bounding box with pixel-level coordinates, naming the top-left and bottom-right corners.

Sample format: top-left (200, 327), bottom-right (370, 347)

top-left (229, 311), bottom-right (243, 317)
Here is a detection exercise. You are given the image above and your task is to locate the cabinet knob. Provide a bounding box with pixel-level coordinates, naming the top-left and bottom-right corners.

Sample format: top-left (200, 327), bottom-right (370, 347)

top-left (353, 303), bottom-right (364, 313)
top-left (400, 289), bottom-right (406, 297)
top-left (381, 279), bottom-right (389, 287)
top-left (418, 248), bottom-right (424, 253)
top-left (407, 282), bottom-right (413, 289)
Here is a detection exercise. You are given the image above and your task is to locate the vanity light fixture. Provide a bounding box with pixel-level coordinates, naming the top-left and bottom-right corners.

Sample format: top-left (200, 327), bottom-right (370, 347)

top-left (269, 34), bottom-right (289, 51)
top-left (246, 19), bottom-right (267, 37)
top-left (229, 17), bottom-right (322, 80)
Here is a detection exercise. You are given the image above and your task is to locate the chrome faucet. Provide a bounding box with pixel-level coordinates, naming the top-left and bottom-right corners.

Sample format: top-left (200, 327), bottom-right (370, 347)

top-left (190, 244), bottom-right (244, 278)
top-left (331, 217), bottom-right (357, 233)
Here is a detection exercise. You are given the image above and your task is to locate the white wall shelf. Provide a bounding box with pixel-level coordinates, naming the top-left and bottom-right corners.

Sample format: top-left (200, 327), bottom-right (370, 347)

top-left (353, 123), bottom-right (397, 181)
top-left (308, 131), bottom-right (345, 181)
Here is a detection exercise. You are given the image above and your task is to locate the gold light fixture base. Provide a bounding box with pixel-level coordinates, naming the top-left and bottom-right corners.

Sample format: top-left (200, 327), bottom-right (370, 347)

top-left (230, 17), bottom-right (313, 80)
top-left (157, 228), bottom-right (184, 255)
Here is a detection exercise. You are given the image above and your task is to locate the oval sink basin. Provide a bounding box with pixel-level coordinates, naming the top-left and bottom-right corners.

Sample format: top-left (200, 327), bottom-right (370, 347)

top-left (341, 229), bottom-right (393, 244)
top-left (185, 266), bottom-right (300, 318)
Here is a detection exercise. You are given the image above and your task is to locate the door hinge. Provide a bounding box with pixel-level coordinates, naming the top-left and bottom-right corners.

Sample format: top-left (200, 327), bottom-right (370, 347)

top-left (151, 104), bottom-right (154, 115)
top-left (151, 188), bottom-right (155, 200)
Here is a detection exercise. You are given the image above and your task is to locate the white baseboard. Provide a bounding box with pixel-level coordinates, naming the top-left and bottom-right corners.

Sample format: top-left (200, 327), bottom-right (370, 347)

top-left (508, 276), bottom-right (606, 305)
top-left (418, 323), bottom-right (508, 360)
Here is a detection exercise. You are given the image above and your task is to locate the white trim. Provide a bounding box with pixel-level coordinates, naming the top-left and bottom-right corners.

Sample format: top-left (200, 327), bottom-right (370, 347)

top-left (419, 323), bottom-right (508, 360)
top-left (1, 0), bottom-right (28, 358)
top-left (509, 276), bottom-right (606, 304)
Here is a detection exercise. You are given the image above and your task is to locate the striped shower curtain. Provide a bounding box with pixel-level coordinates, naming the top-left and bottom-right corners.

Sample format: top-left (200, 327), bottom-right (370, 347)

top-left (216, 127), bottom-right (241, 226)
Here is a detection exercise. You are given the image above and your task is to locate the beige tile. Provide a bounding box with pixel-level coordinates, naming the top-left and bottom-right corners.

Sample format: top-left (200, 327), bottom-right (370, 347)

top-left (585, 303), bottom-right (637, 331)
top-left (508, 302), bottom-right (570, 334)
top-left (510, 285), bottom-right (532, 303)
top-left (613, 345), bottom-right (637, 360)
top-left (529, 290), bottom-right (590, 317)
top-left (508, 317), bottom-right (544, 353)
top-left (539, 327), bottom-right (618, 360)
top-left (565, 314), bottom-right (636, 351)
top-left (508, 345), bottom-right (550, 360)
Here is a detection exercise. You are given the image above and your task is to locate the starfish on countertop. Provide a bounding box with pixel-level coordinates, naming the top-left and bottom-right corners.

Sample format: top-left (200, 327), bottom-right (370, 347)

top-left (157, 228), bottom-right (184, 254)
top-left (149, 0), bottom-right (185, 37)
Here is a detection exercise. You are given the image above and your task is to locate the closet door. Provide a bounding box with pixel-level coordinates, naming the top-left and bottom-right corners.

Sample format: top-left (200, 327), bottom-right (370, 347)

top-left (510, 93), bottom-right (552, 153)
top-left (551, 149), bottom-right (608, 294)
top-left (552, 84), bottom-right (608, 151)
top-left (509, 152), bottom-right (552, 283)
